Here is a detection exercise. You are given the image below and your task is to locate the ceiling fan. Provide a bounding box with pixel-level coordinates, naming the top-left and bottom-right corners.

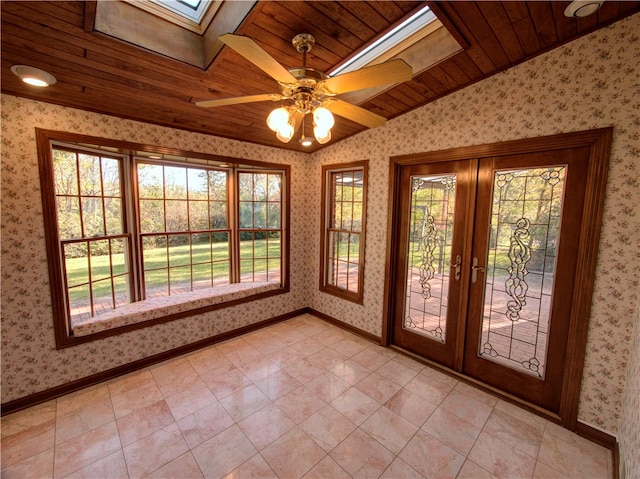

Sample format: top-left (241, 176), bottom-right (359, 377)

top-left (195, 33), bottom-right (413, 146)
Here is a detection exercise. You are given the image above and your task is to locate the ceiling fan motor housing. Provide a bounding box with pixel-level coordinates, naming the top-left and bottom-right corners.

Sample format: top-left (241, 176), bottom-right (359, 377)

top-left (292, 33), bottom-right (315, 53)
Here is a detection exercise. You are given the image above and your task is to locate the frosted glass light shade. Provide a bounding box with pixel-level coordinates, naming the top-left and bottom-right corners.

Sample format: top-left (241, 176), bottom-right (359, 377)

top-left (267, 107), bottom-right (290, 132)
top-left (276, 123), bottom-right (294, 143)
top-left (313, 107), bottom-right (335, 130)
top-left (314, 126), bottom-right (331, 144)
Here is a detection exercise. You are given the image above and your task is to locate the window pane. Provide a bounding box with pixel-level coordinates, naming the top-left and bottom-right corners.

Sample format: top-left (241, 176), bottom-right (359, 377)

top-left (146, 269), bottom-right (168, 298)
top-left (253, 202), bottom-right (266, 229)
top-left (239, 202), bottom-right (253, 228)
top-left (188, 168), bottom-right (208, 199)
top-left (353, 172), bottom-right (364, 201)
top-left (143, 235), bottom-right (167, 270)
top-left (253, 259), bottom-right (267, 281)
top-left (208, 171), bottom-right (227, 201)
top-left (192, 233), bottom-right (212, 263)
top-left (57, 197), bottom-right (82, 239)
top-left (170, 266), bottom-right (191, 294)
top-left (53, 150), bottom-right (78, 196)
top-left (82, 197), bottom-right (105, 237)
top-left (239, 232), bottom-right (254, 260)
top-left (341, 203), bottom-right (353, 230)
top-left (168, 234), bottom-right (190, 266)
top-left (64, 242), bottom-right (89, 287)
top-left (268, 259), bottom-right (281, 283)
top-left (349, 234), bottom-right (360, 259)
top-left (79, 154), bottom-right (102, 196)
top-left (113, 275), bottom-right (130, 308)
top-left (111, 238), bottom-right (127, 276)
top-left (165, 166), bottom-right (187, 199)
top-left (267, 232), bottom-right (281, 259)
top-left (105, 198), bottom-right (123, 235)
top-left (210, 201), bottom-right (227, 229)
top-left (192, 262), bottom-right (213, 289)
top-left (267, 203), bottom-right (281, 229)
top-left (253, 174), bottom-right (267, 201)
top-left (92, 278), bottom-right (114, 313)
top-left (352, 203), bottom-right (363, 232)
top-left (68, 284), bottom-right (91, 327)
top-left (165, 200), bottom-right (188, 231)
top-left (90, 240), bottom-right (110, 281)
top-left (268, 175), bottom-right (281, 201)
top-left (139, 199), bottom-right (165, 233)
top-left (102, 158), bottom-right (121, 197)
top-left (239, 173), bottom-right (253, 201)
top-left (347, 263), bottom-right (359, 293)
top-left (212, 232), bottom-right (229, 262)
top-left (138, 164), bottom-right (164, 199)
top-left (189, 200), bottom-right (209, 230)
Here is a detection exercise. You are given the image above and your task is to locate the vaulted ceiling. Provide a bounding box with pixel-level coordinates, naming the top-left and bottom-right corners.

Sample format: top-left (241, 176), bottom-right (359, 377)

top-left (2, 1), bottom-right (639, 152)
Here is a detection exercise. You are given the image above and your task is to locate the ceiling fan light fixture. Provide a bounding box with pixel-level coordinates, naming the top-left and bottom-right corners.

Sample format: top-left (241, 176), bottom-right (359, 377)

top-left (275, 122), bottom-right (294, 143)
top-left (564, 0), bottom-right (604, 18)
top-left (11, 65), bottom-right (57, 87)
top-left (267, 106), bottom-right (290, 132)
top-left (314, 126), bottom-right (331, 145)
top-left (313, 107), bottom-right (335, 130)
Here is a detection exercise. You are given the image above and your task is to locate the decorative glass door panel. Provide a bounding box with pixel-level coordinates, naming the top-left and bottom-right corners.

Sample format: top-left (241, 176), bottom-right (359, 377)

top-left (404, 174), bottom-right (457, 343)
top-left (479, 166), bottom-right (566, 379)
top-left (392, 160), bottom-right (476, 369)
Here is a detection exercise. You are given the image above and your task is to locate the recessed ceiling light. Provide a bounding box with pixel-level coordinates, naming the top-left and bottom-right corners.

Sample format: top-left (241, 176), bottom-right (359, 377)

top-left (564, 0), bottom-right (604, 18)
top-left (10, 65), bottom-right (57, 87)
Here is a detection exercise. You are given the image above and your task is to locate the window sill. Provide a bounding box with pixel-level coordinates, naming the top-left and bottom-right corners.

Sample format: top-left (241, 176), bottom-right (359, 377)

top-left (72, 282), bottom-right (282, 337)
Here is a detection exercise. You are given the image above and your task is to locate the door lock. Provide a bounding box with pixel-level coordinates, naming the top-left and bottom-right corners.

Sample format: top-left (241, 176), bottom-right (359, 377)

top-left (471, 256), bottom-right (485, 284)
top-left (451, 255), bottom-right (462, 281)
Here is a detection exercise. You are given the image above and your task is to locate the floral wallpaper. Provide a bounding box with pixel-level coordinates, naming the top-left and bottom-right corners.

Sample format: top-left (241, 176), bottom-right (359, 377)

top-left (0, 97), bottom-right (313, 403)
top-left (619, 298), bottom-right (640, 477)
top-left (1, 11), bottom-right (638, 446)
top-left (311, 12), bottom-right (640, 436)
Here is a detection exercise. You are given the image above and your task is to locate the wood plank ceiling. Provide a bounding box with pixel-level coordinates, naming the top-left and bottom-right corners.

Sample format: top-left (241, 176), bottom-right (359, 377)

top-left (2, 1), bottom-right (639, 152)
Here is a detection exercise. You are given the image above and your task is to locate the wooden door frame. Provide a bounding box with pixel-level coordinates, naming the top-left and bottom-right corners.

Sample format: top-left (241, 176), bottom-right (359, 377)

top-left (381, 127), bottom-right (613, 430)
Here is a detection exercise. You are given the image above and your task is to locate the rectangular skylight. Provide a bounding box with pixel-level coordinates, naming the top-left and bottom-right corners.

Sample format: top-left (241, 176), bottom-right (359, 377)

top-left (329, 5), bottom-right (437, 77)
top-left (151, 0), bottom-right (210, 23)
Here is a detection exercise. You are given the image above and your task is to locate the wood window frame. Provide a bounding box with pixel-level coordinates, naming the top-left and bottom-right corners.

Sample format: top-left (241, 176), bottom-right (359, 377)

top-left (36, 129), bottom-right (290, 349)
top-left (319, 161), bottom-right (368, 304)
top-left (382, 128), bottom-right (613, 430)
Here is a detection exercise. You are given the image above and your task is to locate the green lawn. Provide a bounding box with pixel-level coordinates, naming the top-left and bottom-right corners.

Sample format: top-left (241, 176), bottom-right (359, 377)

top-left (65, 238), bottom-right (281, 302)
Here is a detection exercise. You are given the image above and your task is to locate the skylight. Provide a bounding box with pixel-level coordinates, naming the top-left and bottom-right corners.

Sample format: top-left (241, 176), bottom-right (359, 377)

top-left (329, 5), bottom-right (437, 77)
top-left (150, 0), bottom-right (211, 23)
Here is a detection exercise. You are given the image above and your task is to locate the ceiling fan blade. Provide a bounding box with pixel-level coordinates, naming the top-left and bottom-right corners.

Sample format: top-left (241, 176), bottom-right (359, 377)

top-left (322, 59), bottom-right (412, 95)
top-left (326, 99), bottom-right (387, 129)
top-left (195, 94), bottom-right (282, 108)
top-left (220, 34), bottom-right (298, 85)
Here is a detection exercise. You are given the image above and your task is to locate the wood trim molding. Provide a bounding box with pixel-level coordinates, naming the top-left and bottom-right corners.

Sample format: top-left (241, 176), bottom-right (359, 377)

top-left (384, 127), bottom-right (614, 432)
top-left (306, 308), bottom-right (381, 344)
top-left (1, 308), bottom-right (307, 416)
top-left (576, 421), bottom-right (617, 450)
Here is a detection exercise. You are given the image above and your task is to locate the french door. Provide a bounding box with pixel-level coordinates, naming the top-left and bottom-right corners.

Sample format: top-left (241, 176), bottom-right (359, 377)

top-left (386, 130), bottom-right (611, 419)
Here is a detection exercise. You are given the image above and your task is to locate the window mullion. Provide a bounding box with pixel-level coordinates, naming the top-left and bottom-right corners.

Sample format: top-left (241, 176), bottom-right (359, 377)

top-left (126, 155), bottom-right (144, 302)
top-left (229, 168), bottom-right (240, 283)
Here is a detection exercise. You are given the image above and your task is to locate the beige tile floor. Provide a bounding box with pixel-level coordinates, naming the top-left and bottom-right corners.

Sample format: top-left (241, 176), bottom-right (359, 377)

top-left (1, 314), bottom-right (612, 479)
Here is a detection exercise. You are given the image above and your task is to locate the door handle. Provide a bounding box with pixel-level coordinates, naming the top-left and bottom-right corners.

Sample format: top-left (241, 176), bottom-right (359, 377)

top-left (471, 256), bottom-right (485, 284)
top-left (451, 255), bottom-right (461, 281)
